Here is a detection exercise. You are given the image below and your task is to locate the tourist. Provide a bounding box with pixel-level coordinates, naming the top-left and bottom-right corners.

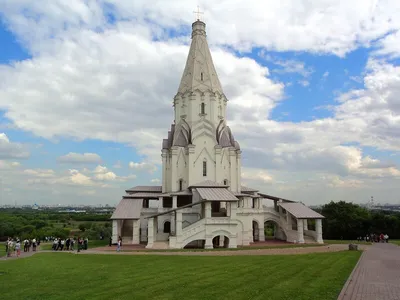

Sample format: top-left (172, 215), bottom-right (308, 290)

top-left (109, 236), bottom-right (112, 247)
top-left (7, 239), bottom-right (13, 257)
top-left (116, 238), bottom-right (121, 252)
top-left (379, 233), bottom-right (384, 243)
top-left (32, 238), bottom-right (37, 251)
top-left (60, 239), bottom-right (65, 251)
top-left (5, 238), bottom-right (9, 256)
top-left (70, 238), bottom-right (75, 251)
top-left (384, 233), bottom-right (389, 243)
top-left (52, 239), bottom-right (58, 251)
top-left (15, 240), bottom-right (21, 257)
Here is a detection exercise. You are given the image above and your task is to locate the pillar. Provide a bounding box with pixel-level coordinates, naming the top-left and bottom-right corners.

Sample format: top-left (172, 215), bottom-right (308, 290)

top-left (161, 150), bottom-right (167, 193)
top-left (112, 220), bottom-right (118, 244)
top-left (297, 219), bottom-right (304, 244)
top-left (286, 212), bottom-right (292, 230)
top-left (259, 223), bottom-right (265, 242)
top-left (158, 196), bottom-right (163, 210)
top-left (316, 219), bottom-right (323, 244)
top-left (171, 147), bottom-right (178, 191)
top-left (205, 202), bottom-right (211, 218)
top-left (171, 212), bottom-right (175, 235)
top-left (187, 145), bottom-right (195, 186)
top-left (176, 211), bottom-right (183, 237)
top-left (132, 219), bottom-right (140, 244)
top-left (219, 235), bottom-right (224, 247)
top-left (274, 200), bottom-right (278, 212)
top-left (205, 236), bottom-right (213, 249)
top-left (237, 151), bottom-right (242, 193)
top-left (229, 148), bottom-right (237, 191)
top-left (172, 196), bottom-right (177, 209)
top-left (215, 146), bottom-right (222, 183)
top-left (303, 219), bottom-right (308, 231)
top-left (146, 218), bottom-right (154, 248)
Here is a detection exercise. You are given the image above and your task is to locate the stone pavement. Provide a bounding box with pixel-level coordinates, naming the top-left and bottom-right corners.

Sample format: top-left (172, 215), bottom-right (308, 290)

top-left (338, 243), bottom-right (400, 300)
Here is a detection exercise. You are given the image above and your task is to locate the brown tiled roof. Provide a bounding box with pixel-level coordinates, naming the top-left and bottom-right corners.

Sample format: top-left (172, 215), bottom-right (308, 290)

top-left (196, 187), bottom-right (238, 201)
top-left (189, 180), bottom-right (228, 188)
top-left (241, 186), bottom-right (259, 192)
top-left (110, 199), bottom-right (143, 219)
top-left (279, 202), bottom-right (324, 219)
top-left (124, 193), bottom-right (161, 198)
top-left (125, 185), bottom-right (162, 193)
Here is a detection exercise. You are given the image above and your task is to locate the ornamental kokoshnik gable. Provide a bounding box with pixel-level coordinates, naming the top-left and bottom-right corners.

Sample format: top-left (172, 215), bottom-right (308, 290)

top-left (111, 18), bottom-right (325, 249)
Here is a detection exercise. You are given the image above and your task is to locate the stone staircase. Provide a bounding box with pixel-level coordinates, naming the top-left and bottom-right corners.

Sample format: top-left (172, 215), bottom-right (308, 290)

top-left (151, 241), bottom-right (170, 249)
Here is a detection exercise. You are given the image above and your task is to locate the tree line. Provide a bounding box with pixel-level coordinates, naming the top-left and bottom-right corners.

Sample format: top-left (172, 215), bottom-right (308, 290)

top-left (0, 209), bottom-right (112, 241)
top-left (318, 201), bottom-right (400, 240)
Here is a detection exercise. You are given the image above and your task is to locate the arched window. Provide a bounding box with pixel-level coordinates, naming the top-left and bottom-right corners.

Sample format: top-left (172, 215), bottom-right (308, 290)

top-left (201, 72), bottom-right (203, 81)
top-left (203, 161), bottom-right (207, 177)
top-left (201, 102), bottom-right (205, 114)
top-left (223, 179), bottom-right (228, 185)
top-left (163, 221), bottom-right (171, 233)
top-left (179, 179), bottom-right (183, 191)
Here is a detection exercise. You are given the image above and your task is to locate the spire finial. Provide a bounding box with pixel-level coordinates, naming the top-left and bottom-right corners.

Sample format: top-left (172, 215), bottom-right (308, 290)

top-left (193, 6), bottom-right (204, 21)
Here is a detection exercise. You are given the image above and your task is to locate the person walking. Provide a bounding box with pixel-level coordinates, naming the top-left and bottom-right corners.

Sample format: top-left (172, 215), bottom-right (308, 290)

top-left (116, 238), bottom-right (121, 252)
top-left (15, 240), bottom-right (21, 257)
top-left (109, 236), bottom-right (112, 247)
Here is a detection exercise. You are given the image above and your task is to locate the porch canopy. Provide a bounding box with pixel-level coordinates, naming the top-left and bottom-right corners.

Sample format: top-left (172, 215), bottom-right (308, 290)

top-left (111, 199), bottom-right (143, 220)
top-left (196, 187), bottom-right (238, 202)
top-left (278, 202), bottom-right (325, 219)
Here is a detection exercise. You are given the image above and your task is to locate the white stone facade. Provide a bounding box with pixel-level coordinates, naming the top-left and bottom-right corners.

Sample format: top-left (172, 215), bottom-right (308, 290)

top-left (111, 20), bottom-right (325, 249)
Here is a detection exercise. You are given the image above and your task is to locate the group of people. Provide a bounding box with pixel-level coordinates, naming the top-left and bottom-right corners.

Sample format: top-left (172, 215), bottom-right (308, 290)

top-left (5, 237), bottom-right (39, 258)
top-left (357, 233), bottom-right (390, 243)
top-left (52, 237), bottom-right (89, 251)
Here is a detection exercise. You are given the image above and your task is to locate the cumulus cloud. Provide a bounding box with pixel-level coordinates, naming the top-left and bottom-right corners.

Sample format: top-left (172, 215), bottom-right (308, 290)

top-left (129, 161), bottom-right (157, 173)
top-left (0, 1), bottom-right (400, 204)
top-left (57, 152), bottom-right (102, 164)
top-left (0, 133), bottom-right (30, 159)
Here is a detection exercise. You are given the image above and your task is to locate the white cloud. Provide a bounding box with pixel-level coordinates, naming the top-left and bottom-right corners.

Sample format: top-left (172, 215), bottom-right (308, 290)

top-left (151, 178), bottom-right (161, 184)
top-left (242, 168), bottom-right (274, 184)
top-left (129, 161), bottom-right (157, 173)
top-left (0, 1), bottom-right (399, 204)
top-left (57, 152), bottom-right (102, 164)
top-left (0, 160), bottom-right (20, 170)
top-left (0, 133), bottom-right (30, 159)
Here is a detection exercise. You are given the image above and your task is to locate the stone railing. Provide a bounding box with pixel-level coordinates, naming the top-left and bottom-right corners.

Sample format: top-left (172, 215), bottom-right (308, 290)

top-left (181, 218), bottom-right (206, 240)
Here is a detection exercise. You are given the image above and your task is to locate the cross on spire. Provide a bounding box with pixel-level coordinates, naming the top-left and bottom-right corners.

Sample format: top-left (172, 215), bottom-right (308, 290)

top-left (193, 6), bottom-right (204, 21)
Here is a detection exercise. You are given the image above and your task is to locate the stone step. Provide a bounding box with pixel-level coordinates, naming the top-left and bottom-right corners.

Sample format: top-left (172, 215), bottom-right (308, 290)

top-left (152, 241), bottom-right (170, 249)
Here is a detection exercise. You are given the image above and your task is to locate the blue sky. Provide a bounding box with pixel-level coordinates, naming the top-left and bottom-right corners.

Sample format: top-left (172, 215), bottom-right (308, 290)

top-left (0, 1), bottom-right (399, 206)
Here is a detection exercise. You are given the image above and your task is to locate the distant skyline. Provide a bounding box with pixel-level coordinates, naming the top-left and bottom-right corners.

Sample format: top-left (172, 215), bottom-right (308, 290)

top-left (0, 1), bottom-right (399, 206)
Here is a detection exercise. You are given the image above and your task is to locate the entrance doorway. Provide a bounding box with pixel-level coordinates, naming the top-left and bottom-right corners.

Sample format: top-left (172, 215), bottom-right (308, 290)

top-left (212, 236), bottom-right (229, 248)
top-left (264, 220), bottom-right (287, 241)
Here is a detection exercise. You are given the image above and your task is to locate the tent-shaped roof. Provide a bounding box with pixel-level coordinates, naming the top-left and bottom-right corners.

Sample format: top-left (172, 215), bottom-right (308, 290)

top-left (111, 199), bottom-right (143, 220)
top-left (197, 187), bottom-right (238, 202)
top-left (279, 202), bottom-right (324, 219)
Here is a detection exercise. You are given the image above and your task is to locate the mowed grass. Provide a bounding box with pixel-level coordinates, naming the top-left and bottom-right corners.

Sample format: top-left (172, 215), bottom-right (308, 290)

top-left (0, 251), bottom-right (360, 300)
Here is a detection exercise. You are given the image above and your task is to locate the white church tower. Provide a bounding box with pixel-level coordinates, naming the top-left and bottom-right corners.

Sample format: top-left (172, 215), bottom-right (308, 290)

top-left (111, 16), bottom-right (325, 249)
top-left (161, 19), bottom-right (242, 193)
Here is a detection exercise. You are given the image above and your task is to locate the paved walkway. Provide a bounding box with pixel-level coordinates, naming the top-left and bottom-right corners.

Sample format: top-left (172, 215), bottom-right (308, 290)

top-left (338, 243), bottom-right (400, 300)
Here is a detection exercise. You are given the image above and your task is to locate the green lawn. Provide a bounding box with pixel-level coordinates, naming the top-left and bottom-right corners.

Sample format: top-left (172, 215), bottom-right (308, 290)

top-left (0, 251), bottom-right (360, 300)
top-left (391, 240), bottom-right (400, 246)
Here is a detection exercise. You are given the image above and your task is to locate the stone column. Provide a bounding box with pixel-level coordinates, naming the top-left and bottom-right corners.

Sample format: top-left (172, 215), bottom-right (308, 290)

top-left (171, 212), bottom-right (175, 235)
top-left (205, 236), bottom-right (213, 249)
top-left (161, 150), bottom-right (167, 193)
top-left (175, 211), bottom-right (183, 247)
top-left (297, 219), bottom-right (305, 244)
top-left (274, 200), bottom-right (278, 212)
top-left (259, 225), bottom-right (265, 242)
top-left (286, 212), bottom-right (292, 230)
top-left (112, 220), bottom-right (118, 244)
top-left (172, 196), bottom-right (177, 209)
top-left (132, 219), bottom-right (140, 244)
top-left (146, 218), bottom-right (154, 248)
top-left (158, 196), bottom-right (163, 210)
top-left (205, 202), bottom-right (211, 218)
top-left (237, 151), bottom-right (242, 193)
top-left (171, 147), bottom-right (178, 191)
top-left (219, 235), bottom-right (224, 247)
top-left (316, 219), bottom-right (323, 244)
top-left (303, 219), bottom-right (308, 231)
top-left (187, 145), bottom-right (195, 186)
